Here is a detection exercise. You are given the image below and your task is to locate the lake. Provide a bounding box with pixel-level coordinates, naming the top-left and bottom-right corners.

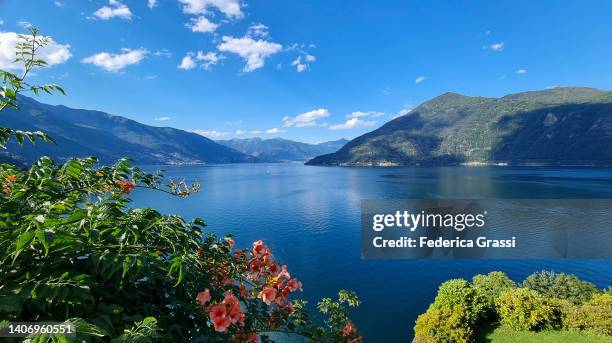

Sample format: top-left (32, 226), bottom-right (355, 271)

top-left (130, 163), bottom-right (612, 342)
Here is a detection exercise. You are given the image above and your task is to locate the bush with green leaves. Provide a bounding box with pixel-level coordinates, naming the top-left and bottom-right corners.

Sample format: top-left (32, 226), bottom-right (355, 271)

top-left (414, 305), bottom-right (474, 343)
top-left (495, 288), bottom-right (557, 331)
top-left (0, 27), bottom-right (363, 343)
top-left (472, 272), bottom-right (515, 311)
top-left (431, 279), bottom-right (488, 324)
top-left (523, 271), bottom-right (600, 305)
top-left (574, 293), bottom-right (612, 336)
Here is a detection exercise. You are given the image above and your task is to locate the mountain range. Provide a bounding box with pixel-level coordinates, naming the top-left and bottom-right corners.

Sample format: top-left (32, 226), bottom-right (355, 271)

top-left (217, 137), bottom-right (348, 162)
top-left (0, 95), bottom-right (254, 165)
top-left (306, 87), bottom-right (612, 166)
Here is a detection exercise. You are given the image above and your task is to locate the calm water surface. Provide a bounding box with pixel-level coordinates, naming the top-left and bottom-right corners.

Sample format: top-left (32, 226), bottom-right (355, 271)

top-left (130, 164), bottom-right (612, 342)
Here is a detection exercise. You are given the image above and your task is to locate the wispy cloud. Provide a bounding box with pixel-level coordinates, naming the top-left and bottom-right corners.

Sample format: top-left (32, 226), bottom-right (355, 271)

top-left (178, 0), bottom-right (244, 19)
top-left (415, 76), bottom-right (426, 83)
top-left (348, 111), bottom-right (384, 119)
top-left (489, 42), bottom-right (504, 51)
top-left (18, 20), bottom-right (33, 28)
top-left (266, 127), bottom-right (285, 134)
top-left (194, 130), bottom-right (229, 138)
top-left (516, 69), bottom-right (527, 75)
top-left (178, 51), bottom-right (224, 70)
top-left (392, 108), bottom-right (412, 119)
top-left (82, 48), bottom-right (147, 72)
top-left (282, 108), bottom-right (330, 127)
top-left (154, 116), bottom-right (173, 121)
top-left (291, 54), bottom-right (315, 72)
top-left (226, 120), bottom-right (243, 125)
top-left (147, 0), bottom-right (158, 9)
top-left (329, 118), bottom-right (377, 130)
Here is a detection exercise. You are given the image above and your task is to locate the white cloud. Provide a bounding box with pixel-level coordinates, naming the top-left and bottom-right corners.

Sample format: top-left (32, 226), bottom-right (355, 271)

top-left (415, 76), bottom-right (426, 83)
top-left (329, 118), bottom-right (377, 130)
top-left (489, 42), bottom-right (504, 51)
top-left (247, 23), bottom-right (269, 38)
top-left (249, 130), bottom-right (262, 134)
top-left (235, 129), bottom-right (245, 134)
top-left (82, 48), bottom-right (147, 72)
top-left (179, 51), bottom-right (224, 70)
top-left (187, 16), bottom-right (219, 33)
top-left (0, 19), bottom-right (4, 25)
top-left (226, 120), bottom-right (243, 125)
top-left (196, 51), bottom-right (224, 70)
top-left (147, 0), bottom-right (158, 9)
top-left (282, 108), bottom-right (330, 127)
top-left (392, 108), bottom-right (412, 119)
top-left (218, 36), bottom-right (282, 72)
top-left (194, 130), bottom-right (229, 138)
top-left (93, 1), bottom-right (132, 20)
top-left (18, 21), bottom-right (33, 28)
top-left (153, 49), bottom-right (172, 57)
top-left (348, 111), bottom-right (384, 119)
top-left (144, 75), bottom-right (157, 79)
top-left (178, 0), bottom-right (243, 19)
top-left (291, 54), bottom-right (315, 72)
top-left (154, 116), bottom-right (172, 121)
top-left (54, 1), bottom-right (64, 7)
top-left (178, 54), bottom-right (197, 70)
top-left (516, 69), bottom-right (527, 75)
top-left (0, 31), bottom-right (72, 70)
top-left (266, 127), bottom-right (284, 134)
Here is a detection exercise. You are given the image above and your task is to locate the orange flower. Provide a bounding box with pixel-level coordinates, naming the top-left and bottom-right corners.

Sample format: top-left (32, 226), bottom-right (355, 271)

top-left (342, 322), bottom-right (357, 337)
top-left (260, 286), bottom-right (277, 305)
top-left (287, 278), bottom-right (303, 292)
top-left (115, 179), bottom-right (135, 194)
top-left (196, 289), bottom-right (211, 306)
top-left (2, 187), bottom-right (10, 194)
top-left (96, 171), bottom-right (105, 177)
top-left (5, 175), bottom-right (17, 183)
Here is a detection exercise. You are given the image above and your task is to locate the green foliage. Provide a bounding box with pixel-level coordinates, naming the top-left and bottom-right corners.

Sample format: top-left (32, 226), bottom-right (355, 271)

top-left (523, 271), bottom-right (601, 305)
top-left (0, 27), bottom-right (64, 148)
top-left (472, 272), bottom-right (516, 310)
top-left (570, 294), bottom-right (612, 336)
top-left (432, 279), bottom-right (488, 323)
top-left (414, 305), bottom-right (474, 343)
top-left (495, 288), bottom-right (557, 331)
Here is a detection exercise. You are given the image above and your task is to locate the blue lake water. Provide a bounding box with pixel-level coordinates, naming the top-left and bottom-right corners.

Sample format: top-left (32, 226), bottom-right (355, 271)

top-left (130, 164), bottom-right (612, 342)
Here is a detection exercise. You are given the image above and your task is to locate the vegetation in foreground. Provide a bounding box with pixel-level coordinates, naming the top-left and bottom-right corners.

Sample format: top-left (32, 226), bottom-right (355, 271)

top-left (478, 323), bottom-right (612, 343)
top-left (413, 271), bottom-right (612, 343)
top-left (0, 28), bottom-right (362, 342)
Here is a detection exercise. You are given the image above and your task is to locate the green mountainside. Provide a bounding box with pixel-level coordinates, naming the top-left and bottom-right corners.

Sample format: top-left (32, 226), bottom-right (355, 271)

top-left (306, 87), bottom-right (612, 166)
top-left (217, 137), bottom-right (349, 162)
top-left (0, 96), bottom-right (254, 165)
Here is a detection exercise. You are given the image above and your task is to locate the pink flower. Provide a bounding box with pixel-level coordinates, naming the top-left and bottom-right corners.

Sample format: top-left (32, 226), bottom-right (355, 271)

top-left (342, 322), bottom-right (357, 337)
top-left (287, 278), bottom-right (302, 292)
top-left (209, 304), bottom-right (227, 322)
top-left (212, 315), bottom-right (232, 332)
top-left (196, 289), bottom-right (211, 305)
top-left (260, 287), bottom-right (277, 305)
top-left (252, 240), bottom-right (269, 257)
top-left (278, 265), bottom-right (291, 280)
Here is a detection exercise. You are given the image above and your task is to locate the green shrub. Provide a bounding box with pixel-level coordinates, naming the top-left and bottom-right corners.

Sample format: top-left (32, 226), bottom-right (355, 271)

top-left (579, 293), bottom-right (612, 336)
top-left (472, 272), bottom-right (515, 310)
top-left (495, 288), bottom-right (557, 331)
top-left (414, 305), bottom-right (474, 343)
top-left (523, 271), bottom-right (600, 305)
top-left (432, 279), bottom-right (488, 323)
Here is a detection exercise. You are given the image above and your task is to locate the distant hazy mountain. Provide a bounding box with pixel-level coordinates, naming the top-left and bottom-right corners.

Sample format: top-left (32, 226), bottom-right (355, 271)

top-left (0, 96), bottom-right (254, 165)
top-left (217, 137), bottom-right (349, 162)
top-left (307, 87), bottom-right (612, 166)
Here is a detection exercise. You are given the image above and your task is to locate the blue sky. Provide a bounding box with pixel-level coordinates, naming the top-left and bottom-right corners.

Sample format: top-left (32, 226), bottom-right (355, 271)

top-left (1, 0), bottom-right (612, 143)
